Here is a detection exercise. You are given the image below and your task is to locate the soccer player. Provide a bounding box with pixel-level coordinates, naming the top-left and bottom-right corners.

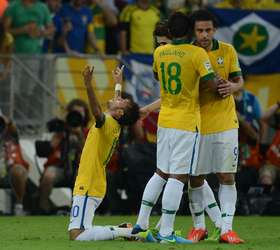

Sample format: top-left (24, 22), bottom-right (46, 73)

top-left (68, 65), bottom-right (140, 241)
top-left (132, 12), bottom-right (218, 244)
top-left (153, 20), bottom-right (172, 47)
top-left (186, 10), bottom-right (244, 244)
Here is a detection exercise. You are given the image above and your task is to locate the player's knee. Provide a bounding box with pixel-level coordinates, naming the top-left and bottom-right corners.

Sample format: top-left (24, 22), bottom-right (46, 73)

top-left (169, 174), bottom-right (188, 184)
top-left (156, 168), bottom-right (169, 180)
top-left (69, 229), bottom-right (83, 240)
top-left (217, 173), bottom-right (235, 185)
top-left (189, 175), bottom-right (205, 188)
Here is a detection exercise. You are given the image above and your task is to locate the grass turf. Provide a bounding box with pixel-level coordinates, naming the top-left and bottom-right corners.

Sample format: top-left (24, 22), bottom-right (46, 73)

top-left (2, 215), bottom-right (280, 250)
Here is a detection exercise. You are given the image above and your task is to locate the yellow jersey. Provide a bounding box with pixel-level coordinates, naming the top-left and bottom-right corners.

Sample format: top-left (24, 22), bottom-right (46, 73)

top-left (199, 39), bottom-right (242, 134)
top-left (119, 4), bottom-right (160, 54)
top-left (153, 40), bottom-right (215, 132)
top-left (73, 114), bottom-right (120, 198)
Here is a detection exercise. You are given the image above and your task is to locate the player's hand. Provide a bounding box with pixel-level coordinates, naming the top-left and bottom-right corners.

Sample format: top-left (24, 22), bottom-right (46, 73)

top-left (82, 65), bottom-right (94, 85)
top-left (217, 79), bottom-right (235, 98)
top-left (112, 65), bottom-right (124, 84)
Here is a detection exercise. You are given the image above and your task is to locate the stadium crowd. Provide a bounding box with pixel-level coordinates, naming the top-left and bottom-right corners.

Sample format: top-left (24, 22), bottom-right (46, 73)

top-left (0, 0), bottom-right (279, 226)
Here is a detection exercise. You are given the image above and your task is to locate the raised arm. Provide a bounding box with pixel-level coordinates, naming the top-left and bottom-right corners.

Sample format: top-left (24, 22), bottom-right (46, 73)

top-left (82, 66), bottom-right (103, 122)
top-left (261, 102), bottom-right (280, 123)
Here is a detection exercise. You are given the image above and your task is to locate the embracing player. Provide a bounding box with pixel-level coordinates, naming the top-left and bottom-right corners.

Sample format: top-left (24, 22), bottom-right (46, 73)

top-left (186, 9), bottom-right (244, 244)
top-left (132, 12), bottom-right (219, 244)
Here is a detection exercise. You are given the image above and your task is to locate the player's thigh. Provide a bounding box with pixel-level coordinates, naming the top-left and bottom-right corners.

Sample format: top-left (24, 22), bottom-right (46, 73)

top-left (157, 126), bottom-right (170, 174)
top-left (169, 129), bottom-right (200, 175)
top-left (193, 134), bottom-right (214, 176)
top-left (68, 195), bottom-right (102, 231)
top-left (212, 129), bottom-right (238, 173)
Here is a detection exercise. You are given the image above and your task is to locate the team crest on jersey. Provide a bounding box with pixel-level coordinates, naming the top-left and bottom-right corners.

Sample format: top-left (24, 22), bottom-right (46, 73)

top-left (217, 57), bottom-right (224, 65)
top-left (204, 61), bottom-right (213, 72)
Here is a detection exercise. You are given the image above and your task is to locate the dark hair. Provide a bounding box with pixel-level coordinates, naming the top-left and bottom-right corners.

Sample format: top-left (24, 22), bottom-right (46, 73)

top-left (189, 9), bottom-right (218, 29)
top-left (66, 98), bottom-right (90, 127)
top-left (168, 12), bottom-right (190, 38)
top-left (118, 101), bottom-right (140, 126)
top-left (121, 91), bottom-right (134, 102)
top-left (154, 20), bottom-right (171, 39)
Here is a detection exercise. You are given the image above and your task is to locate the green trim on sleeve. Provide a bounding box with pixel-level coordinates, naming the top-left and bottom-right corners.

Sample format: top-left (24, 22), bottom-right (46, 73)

top-left (200, 72), bottom-right (215, 82)
top-left (229, 71), bottom-right (242, 79)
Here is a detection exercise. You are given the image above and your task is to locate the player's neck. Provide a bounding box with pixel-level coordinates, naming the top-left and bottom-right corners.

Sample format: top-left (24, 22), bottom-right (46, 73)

top-left (205, 40), bottom-right (213, 52)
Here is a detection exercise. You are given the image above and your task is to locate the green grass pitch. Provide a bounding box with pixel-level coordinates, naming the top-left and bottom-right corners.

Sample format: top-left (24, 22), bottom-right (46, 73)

top-left (2, 215), bottom-right (280, 250)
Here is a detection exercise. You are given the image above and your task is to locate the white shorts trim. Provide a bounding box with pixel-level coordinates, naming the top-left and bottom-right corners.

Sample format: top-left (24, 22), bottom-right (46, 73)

top-left (157, 127), bottom-right (200, 175)
top-left (68, 195), bottom-right (102, 231)
top-left (193, 129), bottom-right (238, 175)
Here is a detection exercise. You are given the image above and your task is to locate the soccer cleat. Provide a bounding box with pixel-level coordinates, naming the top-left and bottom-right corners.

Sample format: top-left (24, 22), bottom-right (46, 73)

top-left (187, 228), bottom-right (208, 242)
top-left (131, 225), bottom-right (157, 242)
top-left (220, 230), bottom-right (244, 244)
top-left (157, 232), bottom-right (193, 244)
top-left (131, 224), bottom-right (146, 235)
top-left (205, 227), bottom-right (221, 242)
top-left (137, 230), bottom-right (158, 242)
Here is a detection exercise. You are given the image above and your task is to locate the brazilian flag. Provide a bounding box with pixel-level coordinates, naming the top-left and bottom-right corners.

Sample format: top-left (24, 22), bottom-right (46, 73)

top-left (210, 8), bottom-right (280, 107)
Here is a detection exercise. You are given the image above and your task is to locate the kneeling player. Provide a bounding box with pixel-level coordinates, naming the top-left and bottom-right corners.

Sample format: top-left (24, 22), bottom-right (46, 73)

top-left (68, 65), bottom-right (139, 241)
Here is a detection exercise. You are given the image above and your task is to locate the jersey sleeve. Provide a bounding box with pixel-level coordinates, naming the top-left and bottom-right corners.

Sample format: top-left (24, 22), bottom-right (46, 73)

top-left (119, 5), bottom-right (132, 30)
top-left (152, 48), bottom-right (159, 73)
top-left (193, 48), bottom-right (215, 81)
top-left (228, 45), bottom-right (242, 79)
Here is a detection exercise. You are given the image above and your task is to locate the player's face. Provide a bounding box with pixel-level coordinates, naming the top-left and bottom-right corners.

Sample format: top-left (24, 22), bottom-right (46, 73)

top-left (107, 98), bottom-right (130, 112)
top-left (194, 21), bottom-right (216, 50)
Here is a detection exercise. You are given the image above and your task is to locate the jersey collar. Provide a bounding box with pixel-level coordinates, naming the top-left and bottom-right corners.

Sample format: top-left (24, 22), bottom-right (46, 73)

top-left (211, 39), bottom-right (219, 51)
top-left (172, 39), bottom-right (189, 45)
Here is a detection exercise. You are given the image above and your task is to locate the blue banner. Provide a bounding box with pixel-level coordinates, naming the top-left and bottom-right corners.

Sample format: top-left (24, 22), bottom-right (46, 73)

top-left (210, 8), bottom-right (280, 74)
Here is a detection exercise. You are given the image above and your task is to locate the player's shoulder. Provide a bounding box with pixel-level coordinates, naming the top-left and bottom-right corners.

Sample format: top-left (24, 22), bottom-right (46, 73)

top-left (217, 40), bottom-right (236, 52)
top-left (188, 44), bottom-right (207, 56)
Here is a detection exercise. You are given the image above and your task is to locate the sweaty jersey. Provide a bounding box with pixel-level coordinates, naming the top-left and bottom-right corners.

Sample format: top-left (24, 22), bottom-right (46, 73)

top-left (73, 114), bottom-right (120, 198)
top-left (199, 39), bottom-right (242, 134)
top-left (153, 40), bottom-right (215, 132)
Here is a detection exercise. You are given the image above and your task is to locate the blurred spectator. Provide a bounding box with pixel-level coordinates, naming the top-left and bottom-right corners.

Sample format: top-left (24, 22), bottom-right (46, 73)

top-left (0, 19), bottom-right (13, 116)
top-left (43, 0), bottom-right (62, 52)
top-left (260, 102), bottom-right (280, 189)
top-left (234, 88), bottom-right (263, 196)
top-left (0, 19), bottom-right (13, 81)
top-left (119, 0), bottom-right (160, 55)
top-left (85, 0), bottom-right (118, 54)
top-left (38, 98), bottom-right (90, 214)
top-left (215, 0), bottom-right (280, 9)
top-left (0, 110), bottom-right (30, 215)
top-left (53, 0), bottom-right (101, 55)
top-left (3, 0), bottom-right (54, 54)
top-left (0, 0), bottom-right (8, 17)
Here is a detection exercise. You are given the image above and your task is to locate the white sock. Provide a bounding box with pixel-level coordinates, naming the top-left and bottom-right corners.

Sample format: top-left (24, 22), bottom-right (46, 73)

top-left (160, 178), bottom-right (184, 237)
top-left (76, 226), bottom-right (114, 241)
top-left (203, 181), bottom-right (222, 228)
top-left (218, 184), bottom-right (237, 234)
top-left (188, 184), bottom-right (205, 230)
top-left (136, 173), bottom-right (166, 230)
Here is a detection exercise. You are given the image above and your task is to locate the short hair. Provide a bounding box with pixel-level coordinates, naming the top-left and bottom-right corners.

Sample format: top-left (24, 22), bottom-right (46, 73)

top-left (66, 98), bottom-right (90, 127)
top-left (189, 9), bottom-right (218, 29)
top-left (168, 12), bottom-right (190, 38)
top-left (153, 20), bottom-right (171, 39)
top-left (118, 101), bottom-right (140, 126)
